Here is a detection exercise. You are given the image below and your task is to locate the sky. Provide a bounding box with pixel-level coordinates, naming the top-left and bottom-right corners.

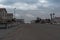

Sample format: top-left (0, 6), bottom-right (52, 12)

top-left (0, 0), bottom-right (60, 22)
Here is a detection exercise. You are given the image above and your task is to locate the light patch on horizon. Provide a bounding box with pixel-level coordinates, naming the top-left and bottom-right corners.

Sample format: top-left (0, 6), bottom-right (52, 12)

top-left (38, 0), bottom-right (49, 8)
top-left (25, 14), bottom-right (35, 18)
top-left (0, 4), bottom-right (13, 8)
top-left (39, 0), bottom-right (47, 3)
top-left (0, 4), bottom-right (9, 8)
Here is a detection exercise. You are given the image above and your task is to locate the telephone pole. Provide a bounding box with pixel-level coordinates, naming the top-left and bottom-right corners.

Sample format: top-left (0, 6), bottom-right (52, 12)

top-left (50, 13), bottom-right (55, 24)
top-left (14, 8), bottom-right (16, 18)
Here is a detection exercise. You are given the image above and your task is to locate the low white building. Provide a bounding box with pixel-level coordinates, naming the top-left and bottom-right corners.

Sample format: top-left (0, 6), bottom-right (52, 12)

top-left (54, 17), bottom-right (60, 23)
top-left (15, 19), bottom-right (24, 24)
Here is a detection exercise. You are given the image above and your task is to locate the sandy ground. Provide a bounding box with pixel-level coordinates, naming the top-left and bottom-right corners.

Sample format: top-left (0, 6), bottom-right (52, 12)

top-left (0, 24), bottom-right (60, 40)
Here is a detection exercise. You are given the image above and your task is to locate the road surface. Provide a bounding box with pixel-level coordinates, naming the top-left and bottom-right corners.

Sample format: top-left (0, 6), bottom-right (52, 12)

top-left (1, 24), bottom-right (60, 40)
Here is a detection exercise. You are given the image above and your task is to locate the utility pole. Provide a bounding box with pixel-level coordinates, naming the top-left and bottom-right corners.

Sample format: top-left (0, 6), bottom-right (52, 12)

top-left (50, 13), bottom-right (55, 24)
top-left (53, 13), bottom-right (55, 24)
top-left (50, 13), bottom-right (53, 21)
top-left (50, 8), bottom-right (55, 24)
top-left (14, 8), bottom-right (16, 18)
top-left (53, 13), bottom-right (55, 18)
top-left (50, 13), bottom-right (53, 24)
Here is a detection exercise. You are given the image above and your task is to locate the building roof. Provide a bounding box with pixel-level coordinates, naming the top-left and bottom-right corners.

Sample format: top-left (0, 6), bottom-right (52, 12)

top-left (0, 8), bottom-right (7, 13)
top-left (0, 8), bottom-right (6, 10)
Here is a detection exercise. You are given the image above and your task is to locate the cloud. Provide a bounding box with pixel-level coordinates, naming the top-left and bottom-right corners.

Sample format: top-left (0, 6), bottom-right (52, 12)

top-left (0, 0), bottom-right (57, 10)
top-left (0, 0), bottom-right (60, 19)
top-left (0, 4), bottom-right (11, 8)
top-left (0, 0), bottom-right (60, 8)
top-left (37, 0), bottom-right (48, 6)
top-left (39, 0), bottom-right (48, 3)
top-left (0, 0), bottom-right (5, 2)
top-left (17, 0), bottom-right (38, 4)
top-left (12, 2), bottom-right (38, 10)
top-left (47, 0), bottom-right (60, 4)
top-left (0, 0), bottom-right (16, 5)
top-left (0, 0), bottom-right (38, 5)
top-left (0, 2), bottom-right (38, 10)
top-left (0, 0), bottom-right (49, 9)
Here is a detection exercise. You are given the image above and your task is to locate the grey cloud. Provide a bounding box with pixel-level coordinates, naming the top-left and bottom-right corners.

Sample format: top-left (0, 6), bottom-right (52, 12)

top-left (0, 0), bottom-right (16, 5)
top-left (0, 0), bottom-right (60, 20)
top-left (0, 0), bottom-right (38, 5)
top-left (47, 0), bottom-right (60, 5)
top-left (48, 0), bottom-right (60, 3)
top-left (17, 0), bottom-right (38, 4)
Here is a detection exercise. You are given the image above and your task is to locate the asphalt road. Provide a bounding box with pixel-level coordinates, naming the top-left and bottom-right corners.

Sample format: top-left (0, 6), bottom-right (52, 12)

top-left (1, 24), bottom-right (60, 40)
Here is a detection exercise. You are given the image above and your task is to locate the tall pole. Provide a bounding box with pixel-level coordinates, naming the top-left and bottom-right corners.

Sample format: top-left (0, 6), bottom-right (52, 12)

top-left (50, 13), bottom-right (55, 24)
top-left (53, 13), bottom-right (55, 18)
top-left (50, 8), bottom-right (55, 24)
top-left (14, 8), bottom-right (16, 18)
top-left (53, 13), bottom-right (55, 24)
top-left (50, 13), bottom-right (52, 20)
top-left (50, 13), bottom-right (53, 24)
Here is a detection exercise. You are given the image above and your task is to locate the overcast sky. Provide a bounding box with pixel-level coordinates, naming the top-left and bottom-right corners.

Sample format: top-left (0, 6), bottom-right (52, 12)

top-left (0, 0), bottom-right (60, 22)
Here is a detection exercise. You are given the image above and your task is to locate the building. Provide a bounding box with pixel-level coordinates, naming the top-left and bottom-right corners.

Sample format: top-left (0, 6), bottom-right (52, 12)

top-left (54, 17), bottom-right (60, 23)
top-left (0, 8), bottom-right (7, 23)
top-left (15, 19), bottom-right (24, 24)
top-left (6, 13), bottom-right (14, 23)
top-left (0, 8), bottom-right (13, 23)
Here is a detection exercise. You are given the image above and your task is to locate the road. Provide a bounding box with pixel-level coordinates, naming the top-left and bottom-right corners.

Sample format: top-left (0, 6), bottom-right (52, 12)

top-left (1, 24), bottom-right (60, 40)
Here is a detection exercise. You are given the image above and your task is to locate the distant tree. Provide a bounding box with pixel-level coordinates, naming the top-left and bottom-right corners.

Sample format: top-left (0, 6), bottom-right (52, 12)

top-left (35, 17), bottom-right (41, 23)
top-left (12, 18), bottom-right (16, 22)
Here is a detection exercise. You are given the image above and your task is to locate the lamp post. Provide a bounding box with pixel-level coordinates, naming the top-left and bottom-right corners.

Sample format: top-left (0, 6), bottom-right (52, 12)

top-left (50, 13), bottom-right (53, 24)
top-left (53, 13), bottom-right (55, 18)
top-left (50, 13), bottom-right (55, 24)
top-left (53, 13), bottom-right (55, 24)
top-left (50, 13), bottom-right (53, 21)
top-left (50, 7), bottom-right (55, 24)
top-left (14, 8), bottom-right (16, 18)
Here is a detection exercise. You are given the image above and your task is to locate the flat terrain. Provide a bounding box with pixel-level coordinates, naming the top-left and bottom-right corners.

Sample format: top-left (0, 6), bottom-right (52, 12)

top-left (1, 24), bottom-right (60, 40)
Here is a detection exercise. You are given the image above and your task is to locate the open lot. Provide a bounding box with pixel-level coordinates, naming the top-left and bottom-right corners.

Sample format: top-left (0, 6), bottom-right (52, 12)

top-left (0, 24), bottom-right (60, 40)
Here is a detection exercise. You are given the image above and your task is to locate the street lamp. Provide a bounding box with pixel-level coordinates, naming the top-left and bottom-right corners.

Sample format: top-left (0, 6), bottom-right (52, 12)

top-left (50, 13), bottom-right (55, 24)
top-left (53, 13), bottom-right (55, 18)
top-left (50, 13), bottom-right (53, 20)
top-left (50, 13), bottom-right (53, 24)
top-left (14, 8), bottom-right (16, 18)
